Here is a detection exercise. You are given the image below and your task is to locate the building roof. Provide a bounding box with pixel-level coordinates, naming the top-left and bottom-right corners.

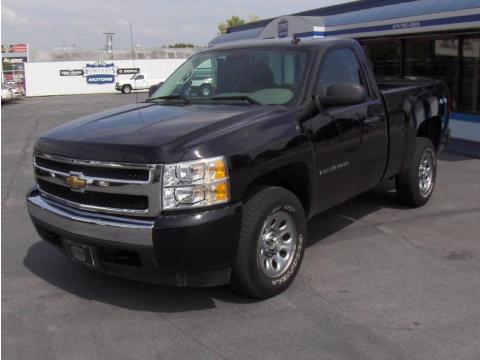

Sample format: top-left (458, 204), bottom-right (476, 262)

top-left (227, 0), bottom-right (418, 33)
top-left (210, 0), bottom-right (480, 46)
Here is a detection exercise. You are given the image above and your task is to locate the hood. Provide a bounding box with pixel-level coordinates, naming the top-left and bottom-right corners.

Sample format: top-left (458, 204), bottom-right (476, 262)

top-left (35, 102), bottom-right (275, 163)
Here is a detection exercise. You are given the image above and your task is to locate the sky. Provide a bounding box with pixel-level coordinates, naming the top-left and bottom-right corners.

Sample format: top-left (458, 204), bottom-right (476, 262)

top-left (2, 0), bottom-right (353, 50)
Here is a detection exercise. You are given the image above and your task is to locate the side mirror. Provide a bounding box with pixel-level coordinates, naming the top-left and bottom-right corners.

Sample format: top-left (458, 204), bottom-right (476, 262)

top-left (318, 83), bottom-right (367, 108)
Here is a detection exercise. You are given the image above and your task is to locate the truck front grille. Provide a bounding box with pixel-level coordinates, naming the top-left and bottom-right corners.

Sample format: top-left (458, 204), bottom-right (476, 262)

top-left (37, 179), bottom-right (149, 211)
top-left (34, 152), bottom-right (162, 216)
top-left (35, 156), bottom-right (150, 182)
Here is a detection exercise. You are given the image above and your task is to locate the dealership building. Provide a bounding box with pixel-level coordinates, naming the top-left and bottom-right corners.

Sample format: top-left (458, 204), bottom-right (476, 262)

top-left (211, 0), bottom-right (480, 148)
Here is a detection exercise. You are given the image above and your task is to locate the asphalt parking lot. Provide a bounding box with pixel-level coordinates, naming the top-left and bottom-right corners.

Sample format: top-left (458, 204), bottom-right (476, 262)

top-left (2, 94), bottom-right (480, 360)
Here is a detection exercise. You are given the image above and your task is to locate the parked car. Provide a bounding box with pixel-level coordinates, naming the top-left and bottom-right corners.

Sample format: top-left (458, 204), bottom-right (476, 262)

top-left (1, 84), bottom-right (13, 103)
top-left (27, 38), bottom-right (450, 298)
top-left (115, 73), bottom-right (163, 94)
top-left (190, 65), bottom-right (213, 96)
top-left (148, 67), bottom-right (212, 97)
top-left (3, 82), bottom-right (24, 98)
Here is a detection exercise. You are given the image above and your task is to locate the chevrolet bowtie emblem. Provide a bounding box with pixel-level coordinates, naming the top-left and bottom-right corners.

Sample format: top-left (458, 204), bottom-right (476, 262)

top-left (65, 174), bottom-right (87, 190)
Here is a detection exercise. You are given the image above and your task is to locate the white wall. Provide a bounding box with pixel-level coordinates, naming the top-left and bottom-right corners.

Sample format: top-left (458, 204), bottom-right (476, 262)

top-left (25, 59), bottom-right (185, 97)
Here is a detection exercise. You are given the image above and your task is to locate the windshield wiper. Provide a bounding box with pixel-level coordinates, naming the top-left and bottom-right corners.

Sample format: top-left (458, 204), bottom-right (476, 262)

top-left (147, 95), bottom-right (190, 103)
top-left (211, 95), bottom-right (261, 105)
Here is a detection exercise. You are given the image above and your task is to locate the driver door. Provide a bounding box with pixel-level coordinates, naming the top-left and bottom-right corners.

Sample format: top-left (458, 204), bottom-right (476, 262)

top-left (306, 47), bottom-right (387, 210)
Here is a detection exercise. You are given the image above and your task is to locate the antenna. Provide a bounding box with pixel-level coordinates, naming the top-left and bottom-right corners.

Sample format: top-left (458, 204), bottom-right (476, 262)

top-left (291, 34), bottom-right (301, 45)
top-left (129, 23), bottom-right (139, 106)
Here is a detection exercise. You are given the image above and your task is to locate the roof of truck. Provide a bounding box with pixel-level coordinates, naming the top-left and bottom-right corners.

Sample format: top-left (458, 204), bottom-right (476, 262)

top-left (206, 37), bottom-right (353, 51)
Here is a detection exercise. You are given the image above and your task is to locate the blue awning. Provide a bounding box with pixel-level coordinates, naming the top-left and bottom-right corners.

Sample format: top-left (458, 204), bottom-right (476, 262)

top-left (209, 0), bottom-right (480, 46)
top-left (325, 0), bottom-right (480, 27)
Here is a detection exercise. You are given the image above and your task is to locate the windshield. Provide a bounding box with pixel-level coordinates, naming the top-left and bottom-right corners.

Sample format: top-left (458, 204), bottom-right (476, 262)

top-left (149, 48), bottom-right (310, 105)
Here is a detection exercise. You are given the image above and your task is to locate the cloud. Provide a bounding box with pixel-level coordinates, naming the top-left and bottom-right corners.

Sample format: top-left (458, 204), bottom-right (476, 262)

top-left (1, 0), bottom-right (353, 49)
top-left (2, 5), bottom-right (28, 26)
top-left (116, 18), bottom-right (130, 27)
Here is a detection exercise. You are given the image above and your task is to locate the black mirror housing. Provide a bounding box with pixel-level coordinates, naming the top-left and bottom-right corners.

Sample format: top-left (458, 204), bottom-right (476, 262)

top-left (318, 83), bottom-right (367, 108)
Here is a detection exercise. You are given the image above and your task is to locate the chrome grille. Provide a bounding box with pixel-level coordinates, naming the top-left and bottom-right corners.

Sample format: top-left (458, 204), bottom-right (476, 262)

top-left (33, 152), bottom-right (162, 216)
top-left (35, 156), bottom-right (150, 181)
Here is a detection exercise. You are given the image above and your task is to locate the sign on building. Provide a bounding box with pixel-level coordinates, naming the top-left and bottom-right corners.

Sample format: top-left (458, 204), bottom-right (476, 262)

top-left (2, 43), bottom-right (29, 82)
top-left (83, 62), bottom-right (117, 84)
top-left (59, 63), bottom-right (141, 84)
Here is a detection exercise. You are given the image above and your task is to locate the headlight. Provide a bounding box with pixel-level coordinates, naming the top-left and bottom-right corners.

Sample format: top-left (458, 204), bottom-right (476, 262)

top-left (162, 156), bottom-right (229, 210)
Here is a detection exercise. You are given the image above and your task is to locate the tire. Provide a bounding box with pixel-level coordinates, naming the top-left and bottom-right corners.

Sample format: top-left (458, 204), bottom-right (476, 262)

top-left (232, 186), bottom-right (307, 299)
top-left (200, 84), bottom-right (212, 97)
top-left (396, 137), bottom-right (437, 207)
top-left (122, 85), bottom-right (132, 94)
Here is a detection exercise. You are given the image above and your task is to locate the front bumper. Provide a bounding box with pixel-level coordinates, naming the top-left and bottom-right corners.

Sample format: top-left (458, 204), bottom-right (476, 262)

top-left (27, 190), bottom-right (242, 287)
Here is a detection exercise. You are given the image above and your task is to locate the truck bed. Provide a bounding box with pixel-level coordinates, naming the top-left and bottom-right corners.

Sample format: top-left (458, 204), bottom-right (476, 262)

top-left (377, 77), bottom-right (448, 179)
top-left (377, 77), bottom-right (444, 91)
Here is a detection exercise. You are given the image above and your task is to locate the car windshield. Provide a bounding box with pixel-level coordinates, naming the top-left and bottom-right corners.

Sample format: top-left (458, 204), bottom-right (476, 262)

top-left (149, 48), bottom-right (310, 106)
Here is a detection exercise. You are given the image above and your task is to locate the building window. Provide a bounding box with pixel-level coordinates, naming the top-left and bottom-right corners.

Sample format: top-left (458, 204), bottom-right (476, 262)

top-left (361, 35), bottom-right (480, 115)
top-left (404, 37), bottom-right (460, 110)
top-left (460, 37), bottom-right (480, 114)
top-left (361, 40), bottom-right (401, 77)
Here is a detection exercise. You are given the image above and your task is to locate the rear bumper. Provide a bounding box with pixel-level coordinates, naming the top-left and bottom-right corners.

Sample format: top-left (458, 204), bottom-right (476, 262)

top-left (27, 190), bottom-right (242, 287)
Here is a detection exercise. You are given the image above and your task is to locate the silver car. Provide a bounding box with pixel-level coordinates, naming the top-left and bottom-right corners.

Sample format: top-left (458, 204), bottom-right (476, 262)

top-left (1, 84), bottom-right (13, 103)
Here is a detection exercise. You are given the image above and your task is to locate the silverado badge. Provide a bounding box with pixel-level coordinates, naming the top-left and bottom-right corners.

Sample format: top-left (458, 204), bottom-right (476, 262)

top-left (65, 174), bottom-right (87, 191)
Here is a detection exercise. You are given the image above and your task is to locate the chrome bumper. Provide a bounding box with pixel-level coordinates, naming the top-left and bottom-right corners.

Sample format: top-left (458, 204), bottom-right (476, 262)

top-left (27, 193), bottom-right (154, 246)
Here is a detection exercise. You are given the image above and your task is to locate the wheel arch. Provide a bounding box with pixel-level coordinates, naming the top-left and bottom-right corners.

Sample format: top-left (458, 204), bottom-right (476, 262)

top-left (242, 162), bottom-right (312, 217)
top-left (417, 116), bottom-right (442, 151)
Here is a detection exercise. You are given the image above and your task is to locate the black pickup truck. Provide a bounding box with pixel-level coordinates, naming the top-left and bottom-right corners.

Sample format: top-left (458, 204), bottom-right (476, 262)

top-left (27, 38), bottom-right (450, 298)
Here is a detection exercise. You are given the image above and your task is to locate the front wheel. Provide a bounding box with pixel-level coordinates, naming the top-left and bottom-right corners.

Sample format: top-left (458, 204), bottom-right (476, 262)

top-left (396, 137), bottom-right (437, 207)
top-left (232, 187), bottom-right (307, 299)
top-left (122, 85), bottom-right (132, 94)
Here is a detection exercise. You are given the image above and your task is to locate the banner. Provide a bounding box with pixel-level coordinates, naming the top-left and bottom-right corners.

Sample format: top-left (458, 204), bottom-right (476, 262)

top-left (3, 57), bottom-right (28, 64)
top-left (2, 44), bottom-right (28, 53)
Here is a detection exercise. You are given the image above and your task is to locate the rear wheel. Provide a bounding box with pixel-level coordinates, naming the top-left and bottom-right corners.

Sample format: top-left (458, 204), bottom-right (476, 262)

top-left (232, 187), bottom-right (307, 299)
top-left (122, 85), bottom-right (132, 94)
top-left (396, 137), bottom-right (437, 207)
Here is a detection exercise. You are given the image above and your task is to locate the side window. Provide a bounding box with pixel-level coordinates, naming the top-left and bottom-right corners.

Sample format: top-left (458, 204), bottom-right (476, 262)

top-left (136, 75), bottom-right (144, 80)
top-left (193, 59), bottom-right (212, 81)
top-left (317, 48), bottom-right (365, 96)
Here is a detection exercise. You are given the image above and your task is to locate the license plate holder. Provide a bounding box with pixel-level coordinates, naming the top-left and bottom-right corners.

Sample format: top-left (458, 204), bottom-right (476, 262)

top-left (64, 240), bottom-right (96, 267)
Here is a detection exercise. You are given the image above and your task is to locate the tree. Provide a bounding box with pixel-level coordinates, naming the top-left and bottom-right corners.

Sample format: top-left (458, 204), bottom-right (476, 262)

top-left (247, 14), bottom-right (260, 23)
top-left (218, 15), bottom-right (260, 34)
